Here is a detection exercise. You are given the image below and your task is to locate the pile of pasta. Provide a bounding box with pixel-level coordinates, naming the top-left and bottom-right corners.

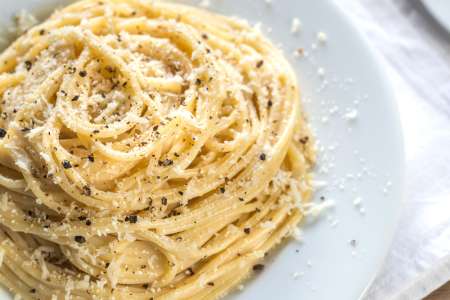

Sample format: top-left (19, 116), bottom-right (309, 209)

top-left (0, 0), bottom-right (315, 299)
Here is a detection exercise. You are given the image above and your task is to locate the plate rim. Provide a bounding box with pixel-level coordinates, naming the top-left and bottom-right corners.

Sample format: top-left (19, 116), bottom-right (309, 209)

top-left (422, 0), bottom-right (450, 34)
top-left (328, 2), bottom-right (406, 298)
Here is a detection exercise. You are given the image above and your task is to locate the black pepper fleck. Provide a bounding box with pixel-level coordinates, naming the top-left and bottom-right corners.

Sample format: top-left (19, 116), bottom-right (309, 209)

top-left (186, 267), bottom-right (194, 276)
top-left (256, 60), bottom-right (264, 68)
top-left (161, 197), bottom-right (168, 205)
top-left (82, 185), bottom-right (92, 196)
top-left (158, 159), bottom-right (173, 167)
top-left (62, 160), bottom-right (72, 169)
top-left (259, 153), bottom-right (266, 161)
top-left (244, 228), bottom-right (251, 234)
top-left (299, 136), bottom-right (309, 144)
top-left (125, 215), bottom-right (138, 223)
top-left (0, 128), bottom-right (6, 138)
top-left (252, 264), bottom-right (265, 272)
top-left (79, 70), bottom-right (87, 77)
top-left (25, 60), bottom-right (32, 71)
top-left (74, 235), bottom-right (86, 243)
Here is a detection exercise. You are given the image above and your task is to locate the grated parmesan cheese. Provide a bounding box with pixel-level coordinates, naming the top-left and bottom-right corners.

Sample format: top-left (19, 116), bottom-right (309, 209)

top-left (25, 126), bottom-right (45, 139)
top-left (291, 227), bottom-right (303, 241)
top-left (96, 278), bottom-right (107, 289)
top-left (317, 31), bottom-right (328, 43)
top-left (353, 197), bottom-right (362, 207)
top-left (15, 159), bottom-right (30, 173)
top-left (330, 219), bottom-right (339, 228)
top-left (14, 10), bottom-right (37, 35)
top-left (317, 67), bottom-right (326, 78)
top-left (310, 180), bottom-right (328, 190)
top-left (303, 200), bottom-right (335, 219)
top-left (291, 18), bottom-right (302, 34)
top-left (260, 221), bottom-right (276, 230)
top-left (343, 109), bottom-right (358, 121)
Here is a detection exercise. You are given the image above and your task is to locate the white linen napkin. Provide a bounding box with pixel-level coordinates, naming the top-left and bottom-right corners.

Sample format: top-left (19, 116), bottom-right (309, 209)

top-left (335, 0), bottom-right (450, 299)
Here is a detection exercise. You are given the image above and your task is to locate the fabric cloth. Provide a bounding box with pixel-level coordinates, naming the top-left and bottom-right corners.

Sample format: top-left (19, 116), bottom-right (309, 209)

top-left (335, 0), bottom-right (450, 299)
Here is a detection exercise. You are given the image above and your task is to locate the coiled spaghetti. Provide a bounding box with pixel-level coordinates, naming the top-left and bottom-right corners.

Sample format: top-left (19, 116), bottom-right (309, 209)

top-left (0, 0), bottom-right (315, 299)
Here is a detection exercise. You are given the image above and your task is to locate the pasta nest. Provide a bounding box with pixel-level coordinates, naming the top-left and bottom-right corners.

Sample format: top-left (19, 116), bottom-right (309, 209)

top-left (0, 0), bottom-right (315, 299)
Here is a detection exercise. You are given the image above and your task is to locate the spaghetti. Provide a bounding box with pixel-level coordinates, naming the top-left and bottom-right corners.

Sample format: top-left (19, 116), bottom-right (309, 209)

top-left (0, 0), bottom-right (315, 299)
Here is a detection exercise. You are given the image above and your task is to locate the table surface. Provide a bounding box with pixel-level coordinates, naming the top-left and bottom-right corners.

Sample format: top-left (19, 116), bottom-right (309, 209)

top-left (425, 281), bottom-right (450, 300)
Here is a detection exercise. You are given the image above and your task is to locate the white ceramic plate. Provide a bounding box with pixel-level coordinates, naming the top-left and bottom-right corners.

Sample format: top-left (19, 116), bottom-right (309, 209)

top-left (422, 0), bottom-right (450, 34)
top-left (0, 1), bottom-right (404, 299)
